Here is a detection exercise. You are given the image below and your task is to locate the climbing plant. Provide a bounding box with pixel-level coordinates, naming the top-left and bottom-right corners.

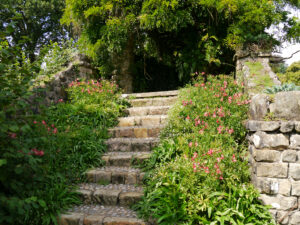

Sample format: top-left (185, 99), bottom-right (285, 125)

top-left (62, 0), bottom-right (300, 91)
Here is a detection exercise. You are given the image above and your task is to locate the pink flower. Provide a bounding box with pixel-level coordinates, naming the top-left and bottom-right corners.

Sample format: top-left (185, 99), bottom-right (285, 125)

top-left (186, 116), bottom-right (190, 120)
top-left (31, 149), bottom-right (44, 156)
top-left (193, 163), bottom-right (197, 172)
top-left (201, 72), bottom-right (205, 75)
top-left (228, 96), bottom-right (232, 104)
top-left (193, 152), bottom-right (198, 158)
top-left (58, 99), bottom-right (63, 103)
top-left (189, 142), bottom-right (193, 148)
top-left (42, 120), bottom-right (46, 125)
top-left (9, 133), bottom-right (17, 139)
top-left (217, 125), bottom-right (223, 134)
top-left (207, 149), bottom-right (213, 156)
top-left (204, 112), bottom-right (209, 117)
top-left (33, 121), bottom-right (37, 124)
top-left (219, 176), bottom-right (223, 180)
top-left (53, 128), bottom-right (57, 134)
top-left (204, 167), bottom-right (209, 173)
top-left (232, 154), bottom-right (237, 162)
top-left (228, 128), bottom-right (234, 134)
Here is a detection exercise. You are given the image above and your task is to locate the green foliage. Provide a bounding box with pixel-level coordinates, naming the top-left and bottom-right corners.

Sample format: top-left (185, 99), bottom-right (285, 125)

top-left (270, 62), bottom-right (288, 74)
top-left (277, 61), bottom-right (300, 85)
top-left (136, 76), bottom-right (275, 224)
top-left (0, 25), bottom-right (126, 223)
top-left (45, 79), bottom-right (127, 181)
top-left (264, 83), bottom-right (300, 94)
top-left (0, 0), bottom-right (67, 61)
top-left (62, 0), bottom-right (299, 90)
top-left (39, 40), bottom-right (79, 77)
top-left (245, 61), bottom-right (275, 92)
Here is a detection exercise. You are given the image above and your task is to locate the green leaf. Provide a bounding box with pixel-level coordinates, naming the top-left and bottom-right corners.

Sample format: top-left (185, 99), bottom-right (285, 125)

top-left (0, 159), bottom-right (7, 167)
top-left (9, 125), bottom-right (19, 132)
top-left (38, 200), bottom-right (47, 208)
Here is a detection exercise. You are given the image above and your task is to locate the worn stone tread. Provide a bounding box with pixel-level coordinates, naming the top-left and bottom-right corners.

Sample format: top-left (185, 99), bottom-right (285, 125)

top-left (125, 106), bottom-right (171, 116)
top-left (122, 90), bottom-right (178, 98)
top-left (129, 96), bottom-right (177, 107)
top-left (102, 152), bottom-right (151, 167)
top-left (77, 183), bottom-right (143, 206)
top-left (106, 137), bottom-right (159, 152)
top-left (61, 90), bottom-right (177, 225)
top-left (108, 126), bottom-right (164, 138)
top-left (86, 166), bottom-right (145, 185)
top-left (118, 115), bottom-right (168, 127)
top-left (58, 205), bottom-right (148, 225)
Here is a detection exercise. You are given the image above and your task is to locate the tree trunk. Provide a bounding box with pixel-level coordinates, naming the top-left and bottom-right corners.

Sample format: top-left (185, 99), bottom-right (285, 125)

top-left (114, 33), bottom-right (135, 93)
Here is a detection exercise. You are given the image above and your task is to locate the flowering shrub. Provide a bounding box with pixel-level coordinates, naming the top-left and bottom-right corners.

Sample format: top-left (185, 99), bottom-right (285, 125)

top-left (0, 76), bottom-right (126, 224)
top-left (45, 79), bottom-right (127, 181)
top-left (136, 75), bottom-right (275, 224)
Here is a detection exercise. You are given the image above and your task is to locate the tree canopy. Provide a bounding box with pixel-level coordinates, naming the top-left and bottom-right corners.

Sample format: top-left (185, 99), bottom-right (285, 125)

top-left (62, 0), bottom-right (300, 92)
top-left (0, 0), bottom-right (67, 61)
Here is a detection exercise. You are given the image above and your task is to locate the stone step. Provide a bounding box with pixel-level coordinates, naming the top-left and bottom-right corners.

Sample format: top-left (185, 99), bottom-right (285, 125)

top-left (102, 152), bottom-right (151, 167)
top-left (122, 90), bottom-right (178, 99)
top-left (106, 138), bottom-right (159, 152)
top-left (108, 126), bottom-right (164, 138)
top-left (86, 166), bottom-right (145, 185)
top-left (58, 205), bottom-right (148, 225)
top-left (125, 105), bottom-right (170, 116)
top-left (118, 115), bottom-right (168, 127)
top-left (77, 183), bottom-right (143, 206)
top-left (129, 96), bottom-right (177, 107)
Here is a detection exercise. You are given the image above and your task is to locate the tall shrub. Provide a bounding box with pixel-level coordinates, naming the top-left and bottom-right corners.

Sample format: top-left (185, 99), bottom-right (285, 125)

top-left (137, 75), bottom-right (275, 224)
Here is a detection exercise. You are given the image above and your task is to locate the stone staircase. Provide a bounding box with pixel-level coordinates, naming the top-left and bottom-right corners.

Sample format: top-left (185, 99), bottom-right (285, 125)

top-left (58, 90), bottom-right (178, 225)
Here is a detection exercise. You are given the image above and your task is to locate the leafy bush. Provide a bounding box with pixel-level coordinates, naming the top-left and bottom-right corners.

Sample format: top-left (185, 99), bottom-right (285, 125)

top-left (277, 61), bottom-right (300, 85)
top-left (33, 39), bottom-right (79, 87)
top-left (0, 77), bottom-right (126, 225)
top-left (45, 79), bottom-right (127, 181)
top-left (0, 26), bottom-right (126, 224)
top-left (264, 83), bottom-right (300, 94)
top-left (136, 76), bottom-right (275, 224)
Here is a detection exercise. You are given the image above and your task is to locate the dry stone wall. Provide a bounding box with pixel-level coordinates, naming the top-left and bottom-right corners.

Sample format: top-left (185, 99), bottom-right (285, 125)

top-left (240, 53), bottom-right (300, 224)
top-left (236, 53), bottom-right (281, 97)
top-left (32, 54), bottom-right (95, 106)
top-left (247, 120), bottom-right (300, 224)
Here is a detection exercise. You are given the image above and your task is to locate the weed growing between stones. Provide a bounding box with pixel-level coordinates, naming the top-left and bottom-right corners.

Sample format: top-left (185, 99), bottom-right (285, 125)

top-left (136, 75), bottom-right (275, 224)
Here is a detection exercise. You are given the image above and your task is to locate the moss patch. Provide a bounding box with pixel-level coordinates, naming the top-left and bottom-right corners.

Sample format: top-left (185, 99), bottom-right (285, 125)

top-left (245, 61), bottom-right (275, 93)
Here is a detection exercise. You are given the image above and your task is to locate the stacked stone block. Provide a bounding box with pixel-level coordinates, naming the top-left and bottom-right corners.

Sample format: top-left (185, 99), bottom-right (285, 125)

top-left (58, 90), bottom-right (178, 225)
top-left (247, 120), bottom-right (300, 224)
